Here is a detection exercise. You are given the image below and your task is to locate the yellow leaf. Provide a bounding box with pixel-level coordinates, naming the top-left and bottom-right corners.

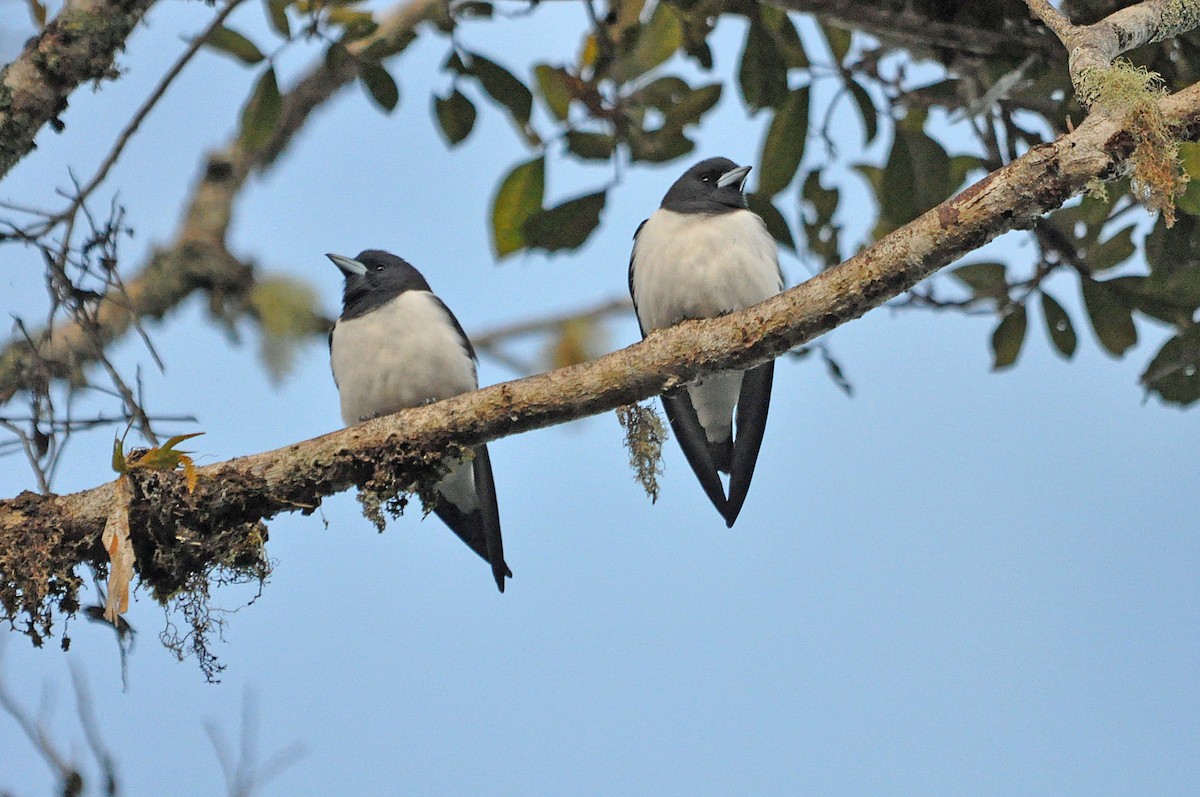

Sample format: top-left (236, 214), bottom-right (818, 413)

top-left (127, 432), bottom-right (204, 474)
top-left (101, 476), bottom-right (135, 624)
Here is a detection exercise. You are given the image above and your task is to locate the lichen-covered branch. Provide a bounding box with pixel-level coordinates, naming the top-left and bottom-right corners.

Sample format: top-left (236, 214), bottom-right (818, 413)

top-left (1026, 0), bottom-right (1200, 97)
top-left (0, 0), bottom-right (158, 181)
top-left (0, 0), bottom-right (441, 407)
top-left (6, 78), bottom-right (1200, 640)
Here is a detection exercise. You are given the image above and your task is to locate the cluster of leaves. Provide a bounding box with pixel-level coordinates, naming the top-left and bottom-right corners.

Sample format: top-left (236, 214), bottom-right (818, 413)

top-left (204, 0), bottom-right (1200, 409)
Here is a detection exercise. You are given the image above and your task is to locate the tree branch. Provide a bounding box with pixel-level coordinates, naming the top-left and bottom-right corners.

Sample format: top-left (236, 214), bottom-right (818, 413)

top-left (0, 0), bottom-right (442, 407)
top-left (7, 77), bottom-right (1200, 638)
top-left (769, 0), bottom-right (1062, 59)
top-left (0, 0), bottom-right (158, 181)
top-left (1026, 0), bottom-right (1200, 98)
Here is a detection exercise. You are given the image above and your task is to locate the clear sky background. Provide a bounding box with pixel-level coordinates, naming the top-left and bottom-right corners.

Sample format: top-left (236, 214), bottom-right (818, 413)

top-left (1, 2), bottom-right (1198, 794)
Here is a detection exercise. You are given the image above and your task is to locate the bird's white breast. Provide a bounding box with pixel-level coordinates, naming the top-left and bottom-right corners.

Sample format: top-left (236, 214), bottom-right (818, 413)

top-left (632, 208), bottom-right (782, 443)
top-left (631, 208), bottom-right (782, 333)
top-left (330, 290), bottom-right (478, 426)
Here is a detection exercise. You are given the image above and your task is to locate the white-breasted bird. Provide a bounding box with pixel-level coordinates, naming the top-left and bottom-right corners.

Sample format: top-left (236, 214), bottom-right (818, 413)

top-left (328, 249), bottom-right (510, 591)
top-left (628, 158), bottom-right (784, 526)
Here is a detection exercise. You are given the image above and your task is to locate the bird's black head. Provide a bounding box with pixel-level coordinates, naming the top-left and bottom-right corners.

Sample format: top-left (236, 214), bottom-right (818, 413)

top-left (659, 157), bottom-right (751, 214)
top-left (327, 249), bottom-right (433, 320)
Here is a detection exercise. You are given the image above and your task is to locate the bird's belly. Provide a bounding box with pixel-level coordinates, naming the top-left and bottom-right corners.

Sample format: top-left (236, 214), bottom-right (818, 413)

top-left (689, 371), bottom-right (743, 443)
top-left (632, 209), bottom-right (782, 332)
top-left (331, 293), bottom-right (477, 425)
top-left (434, 458), bottom-right (478, 514)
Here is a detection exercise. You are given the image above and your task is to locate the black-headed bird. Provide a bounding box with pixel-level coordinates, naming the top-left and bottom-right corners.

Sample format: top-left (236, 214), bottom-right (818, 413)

top-left (628, 158), bottom-right (784, 527)
top-left (328, 250), bottom-right (511, 591)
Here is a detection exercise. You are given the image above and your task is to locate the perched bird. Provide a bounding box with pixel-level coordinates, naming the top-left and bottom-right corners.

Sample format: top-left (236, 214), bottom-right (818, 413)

top-left (628, 157), bottom-right (784, 527)
top-left (327, 249), bottom-right (511, 592)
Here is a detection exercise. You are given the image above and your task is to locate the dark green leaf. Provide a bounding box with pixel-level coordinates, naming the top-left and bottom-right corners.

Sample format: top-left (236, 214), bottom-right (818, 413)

top-left (757, 86), bottom-right (808, 196)
top-left (745, 193), bottom-right (795, 252)
top-left (949, 262), bottom-right (1007, 296)
top-left (612, 2), bottom-right (682, 82)
top-left (239, 67), bottom-right (282, 152)
top-left (264, 0), bottom-right (291, 37)
top-left (846, 78), bottom-right (877, 144)
top-left (764, 7), bottom-right (808, 69)
top-left (358, 62), bottom-right (398, 113)
top-left (205, 26), bottom-right (265, 65)
top-left (470, 53), bottom-right (533, 124)
top-left (565, 130), bottom-right (614, 160)
top-left (803, 170), bottom-right (838, 220)
top-left (534, 64), bottom-right (573, 121)
top-left (631, 76), bottom-right (689, 110)
top-left (1141, 326), bottom-right (1200, 405)
top-left (991, 304), bottom-right (1027, 370)
top-left (738, 20), bottom-right (788, 112)
top-left (1040, 291), bottom-right (1077, 358)
top-left (1087, 224), bottom-right (1136, 272)
top-left (1107, 276), bottom-right (1198, 325)
top-left (820, 21), bottom-right (851, 64)
top-left (433, 89), bottom-right (476, 145)
top-left (1081, 277), bottom-right (1137, 356)
top-left (491, 157), bottom-right (545, 257)
top-left (326, 8), bottom-right (376, 39)
top-left (627, 124), bottom-right (694, 163)
top-left (881, 128), bottom-right (953, 225)
top-left (819, 345), bottom-right (853, 396)
top-left (524, 191), bottom-right (607, 252)
top-left (949, 154), bottom-right (983, 191)
top-left (665, 83), bottom-right (722, 124)
top-left (454, 1), bottom-right (492, 17)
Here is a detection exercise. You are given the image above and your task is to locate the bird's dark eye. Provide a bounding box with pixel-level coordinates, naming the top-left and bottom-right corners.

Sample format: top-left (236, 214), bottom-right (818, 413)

top-left (374, 264), bottom-right (385, 272)
top-left (701, 175), bottom-right (710, 182)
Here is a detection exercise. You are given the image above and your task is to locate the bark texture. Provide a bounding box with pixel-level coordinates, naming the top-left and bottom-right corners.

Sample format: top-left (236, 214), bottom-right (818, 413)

top-left (0, 0), bottom-right (157, 180)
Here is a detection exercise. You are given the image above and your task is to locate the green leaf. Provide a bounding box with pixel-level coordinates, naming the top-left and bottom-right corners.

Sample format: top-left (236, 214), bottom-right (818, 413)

top-left (666, 83), bottom-right (722, 124)
top-left (612, 2), bottom-right (682, 83)
top-left (745, 193), bottom-right (795, 252)
top-left (358, 62), bottom-right (398, 113)
top-left (881, 128), bottom-right (953, 225)
top-left (524, 191), bottom-right (607, 252)
top-left (264, 0), bottom-right (291, 37)
top-left (239, 67), bottom-right (282, 152)
top-left (433, 89), bottom-right (476, 145)
top-left (820, 21), bottom-right (851, 64)
top-left (1141, 325), bottom-right (1200, 406)
top-left (1087, 224), bottom-right (1136, 272)
top-left (565, 130), bottom-right (614, 160)
top-left (205, 26), bottom-right (265, 65)
top-left (757, 86), bottom-right (808, 196)
top-left (991, 304), bottom-right (1027, 370)
top-left (803, 170), bottom-right (838, 220)
top-left (1040, 291), bottom-right (1077, 358)
top-left (738, 20), bottom-right (788, 112)
top-left (627, 123), bottom-right (694, 163)
top-left (764, 7), bottom-right (808, 69)
top-left (534, 64), bottom-right (573, 121)
top-left (949, 262), bottom-right (1007, 296)
top-left (846, 78), bottom-right (877, 144)
top-left (1081, 277), bottom-right (1137, 356)
top-left (470, 53), bottom-right (533, 124)
top-left (491, 157), bottom-right (545, 257)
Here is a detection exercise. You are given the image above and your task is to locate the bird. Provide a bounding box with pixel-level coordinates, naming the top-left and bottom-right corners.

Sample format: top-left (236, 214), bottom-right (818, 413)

top-left (327, 249), bottom-right (511, 592)
top-left (628, 157), bottom-right (784, 527)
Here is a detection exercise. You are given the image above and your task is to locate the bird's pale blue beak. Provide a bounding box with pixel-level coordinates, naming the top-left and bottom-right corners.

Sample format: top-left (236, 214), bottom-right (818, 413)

top-left (327, 253), bottom-right (368, 276)
top-left (716, 164), bottom-right (751, 189)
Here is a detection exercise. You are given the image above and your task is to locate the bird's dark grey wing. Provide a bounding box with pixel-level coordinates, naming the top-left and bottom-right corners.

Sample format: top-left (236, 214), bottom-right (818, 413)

top-left (629, 219), bottom-right (648, 336)
top-left (432, 296), bottom-right (478, 362)
top-left (431, 447), bottom-right (510, 592)
top-left (328, 327), bottom-right (338, 388)
top-left (724, 361), bottom-right (774, 528)
top-left (661, 390), bottom-right (728, 520)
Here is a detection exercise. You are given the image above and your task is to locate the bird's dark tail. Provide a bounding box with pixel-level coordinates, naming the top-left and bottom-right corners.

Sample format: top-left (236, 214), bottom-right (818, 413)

top-left (723, 362), bottom-right (774, 528)
top-left (661, 390), bottom-right (728, 520)
top-left (431, 445), bottom-right (511, 592)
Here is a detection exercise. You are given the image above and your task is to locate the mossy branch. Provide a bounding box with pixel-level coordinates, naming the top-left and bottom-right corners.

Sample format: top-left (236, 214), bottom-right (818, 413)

top-left (6, 78), bottom-right (1200, 643)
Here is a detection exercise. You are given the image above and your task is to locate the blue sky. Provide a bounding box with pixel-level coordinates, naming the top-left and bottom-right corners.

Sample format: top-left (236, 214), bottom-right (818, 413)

top-left (1, 2), bottom-right (1198, 794)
